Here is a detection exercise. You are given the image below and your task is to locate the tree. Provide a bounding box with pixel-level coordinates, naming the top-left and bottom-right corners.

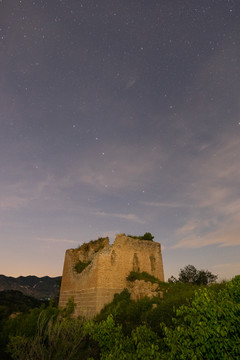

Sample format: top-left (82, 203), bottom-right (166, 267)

top-left (167, 276), bottom-right (178, 283)
top-left (169, 265), bottom-right (217, 285)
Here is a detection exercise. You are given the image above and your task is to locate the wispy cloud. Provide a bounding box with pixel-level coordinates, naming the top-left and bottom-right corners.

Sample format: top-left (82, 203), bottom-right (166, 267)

top-left (0, 176), bottom-right (56, 212)
top-left (140, 201), bottom-right (191, 208)
top-left (213, 263), bottom-right (240, 280)
top-left (173, 208), bottom-right (240, 249)
top-left (173, 132), bottom-right (240, 249)
top-left (37, 237), bottom-right (78, 244)
top-left (95, 211), bottom-right (144, 224)
top-left (176, 220), bottom-right (201, 237)
top-left (0, 195), bottom-right (28, 210)
top-left (63, 142), bottom-right (164, 193)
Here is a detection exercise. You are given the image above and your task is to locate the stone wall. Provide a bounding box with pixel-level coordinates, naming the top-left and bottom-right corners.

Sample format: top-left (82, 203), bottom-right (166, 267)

top-left (59, 234), bottom-right (164, 318)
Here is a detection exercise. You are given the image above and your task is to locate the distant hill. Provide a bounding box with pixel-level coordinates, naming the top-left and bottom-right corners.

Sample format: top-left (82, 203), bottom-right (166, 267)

top-left (0, 290), bottom-right (45, 320)
top-left (0, 275), bottom-right (61, 300)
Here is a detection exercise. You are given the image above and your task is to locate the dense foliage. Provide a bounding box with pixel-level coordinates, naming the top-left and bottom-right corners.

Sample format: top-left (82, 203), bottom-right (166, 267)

top-left (85, 314), bottom-right (163, 359)
top-left (0, 291), bottom-right (44, 321)
top-left (1, 299), bottom-right (98, 360)
top-left (163, 275), bottom-right (240, 359)
top-left (0, 291), bottom-right (47, 360)
top-left (0, 273), bottom-right (239, 359)
top-left (7, 306), bottom-right (86, 360)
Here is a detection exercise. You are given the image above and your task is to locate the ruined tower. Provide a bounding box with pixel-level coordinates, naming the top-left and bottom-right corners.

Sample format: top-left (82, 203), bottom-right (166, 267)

top-left (59, 233), bottom-right (164, 318)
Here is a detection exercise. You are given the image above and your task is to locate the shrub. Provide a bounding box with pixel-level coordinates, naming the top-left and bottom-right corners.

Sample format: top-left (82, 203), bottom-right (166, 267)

top-left (77, 238), bottom-right (106, 254)
top-left (127, 271), bottom-right (160, 284)
top-left (74, 261), bottom-right (91, 274)
top-left (140, 232), bottom-right (154, 241)
top-left (127, 232), bottom-right (154, 241)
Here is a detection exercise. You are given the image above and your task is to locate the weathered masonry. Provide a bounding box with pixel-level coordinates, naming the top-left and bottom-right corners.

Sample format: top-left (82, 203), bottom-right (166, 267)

top-left (59, 233), bottom-right (164, 318)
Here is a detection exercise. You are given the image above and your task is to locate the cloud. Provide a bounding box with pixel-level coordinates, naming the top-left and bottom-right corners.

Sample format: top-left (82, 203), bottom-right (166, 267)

top-left (176, 220), bottom-right (200, 237)
top-left (140, 201), bottom-right (191, 208)
top-left (0, 182), bottom-right (34, 211)
top-left (37, 237), bottom-right (78, 244)
top-left (62, 142), bottom-right (164, 193)
top-left (212, 263), bottom-right (240, 280)
top-left (0, 176), bottom-right (55, 212)
top-left (0, 195), bottom-right (28, 210)
top-left (173, 132), bottom-right (240, 249)
top-left (174, 211), bottom-right (240, 249)
top-left (94, 211), bottom-right (144, 224)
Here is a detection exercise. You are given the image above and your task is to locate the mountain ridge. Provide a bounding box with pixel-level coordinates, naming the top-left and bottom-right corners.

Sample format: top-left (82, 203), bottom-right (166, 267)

top-left (0, 274), bottom-right (61, 299)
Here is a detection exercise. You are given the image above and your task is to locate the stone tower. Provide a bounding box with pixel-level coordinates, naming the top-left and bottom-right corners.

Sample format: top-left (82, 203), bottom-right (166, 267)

top-left (59, 233), bottom-right (164, 318)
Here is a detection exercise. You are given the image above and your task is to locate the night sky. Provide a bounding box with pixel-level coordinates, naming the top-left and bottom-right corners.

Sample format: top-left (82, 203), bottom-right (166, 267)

top-left (1, 0), bottom-right (240, 280)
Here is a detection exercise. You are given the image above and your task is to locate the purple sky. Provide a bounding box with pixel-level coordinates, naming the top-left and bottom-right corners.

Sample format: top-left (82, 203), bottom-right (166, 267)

top-left (1, 0), bottom-right (240, 280)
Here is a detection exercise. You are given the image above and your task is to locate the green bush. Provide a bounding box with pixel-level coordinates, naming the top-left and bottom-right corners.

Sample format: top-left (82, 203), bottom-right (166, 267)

top-left (74, 261), bottom-right (91, 274)
top-left (140, 232), bottom-right (154, 241)
top-left (143, 282), bottom-right (197, 336)
top-left (127, 271), bottom-right (160, 284)
top-left (127, 232), bottom-right (154, 241)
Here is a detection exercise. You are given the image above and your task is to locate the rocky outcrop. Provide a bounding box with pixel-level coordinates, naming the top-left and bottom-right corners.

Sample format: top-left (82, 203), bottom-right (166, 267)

top-left (127, 279), bottom-right (163, 301)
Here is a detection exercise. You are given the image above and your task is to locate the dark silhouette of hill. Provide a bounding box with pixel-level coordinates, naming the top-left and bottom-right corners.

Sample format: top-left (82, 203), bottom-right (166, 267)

top-left (0, 290), bottom-right (44, 319)
top-left (0, 275), bottom-right (61, 299)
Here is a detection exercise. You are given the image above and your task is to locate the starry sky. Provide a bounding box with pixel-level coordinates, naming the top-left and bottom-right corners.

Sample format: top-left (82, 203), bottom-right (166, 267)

top-left (1, 0), bottom-right (240, 280)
